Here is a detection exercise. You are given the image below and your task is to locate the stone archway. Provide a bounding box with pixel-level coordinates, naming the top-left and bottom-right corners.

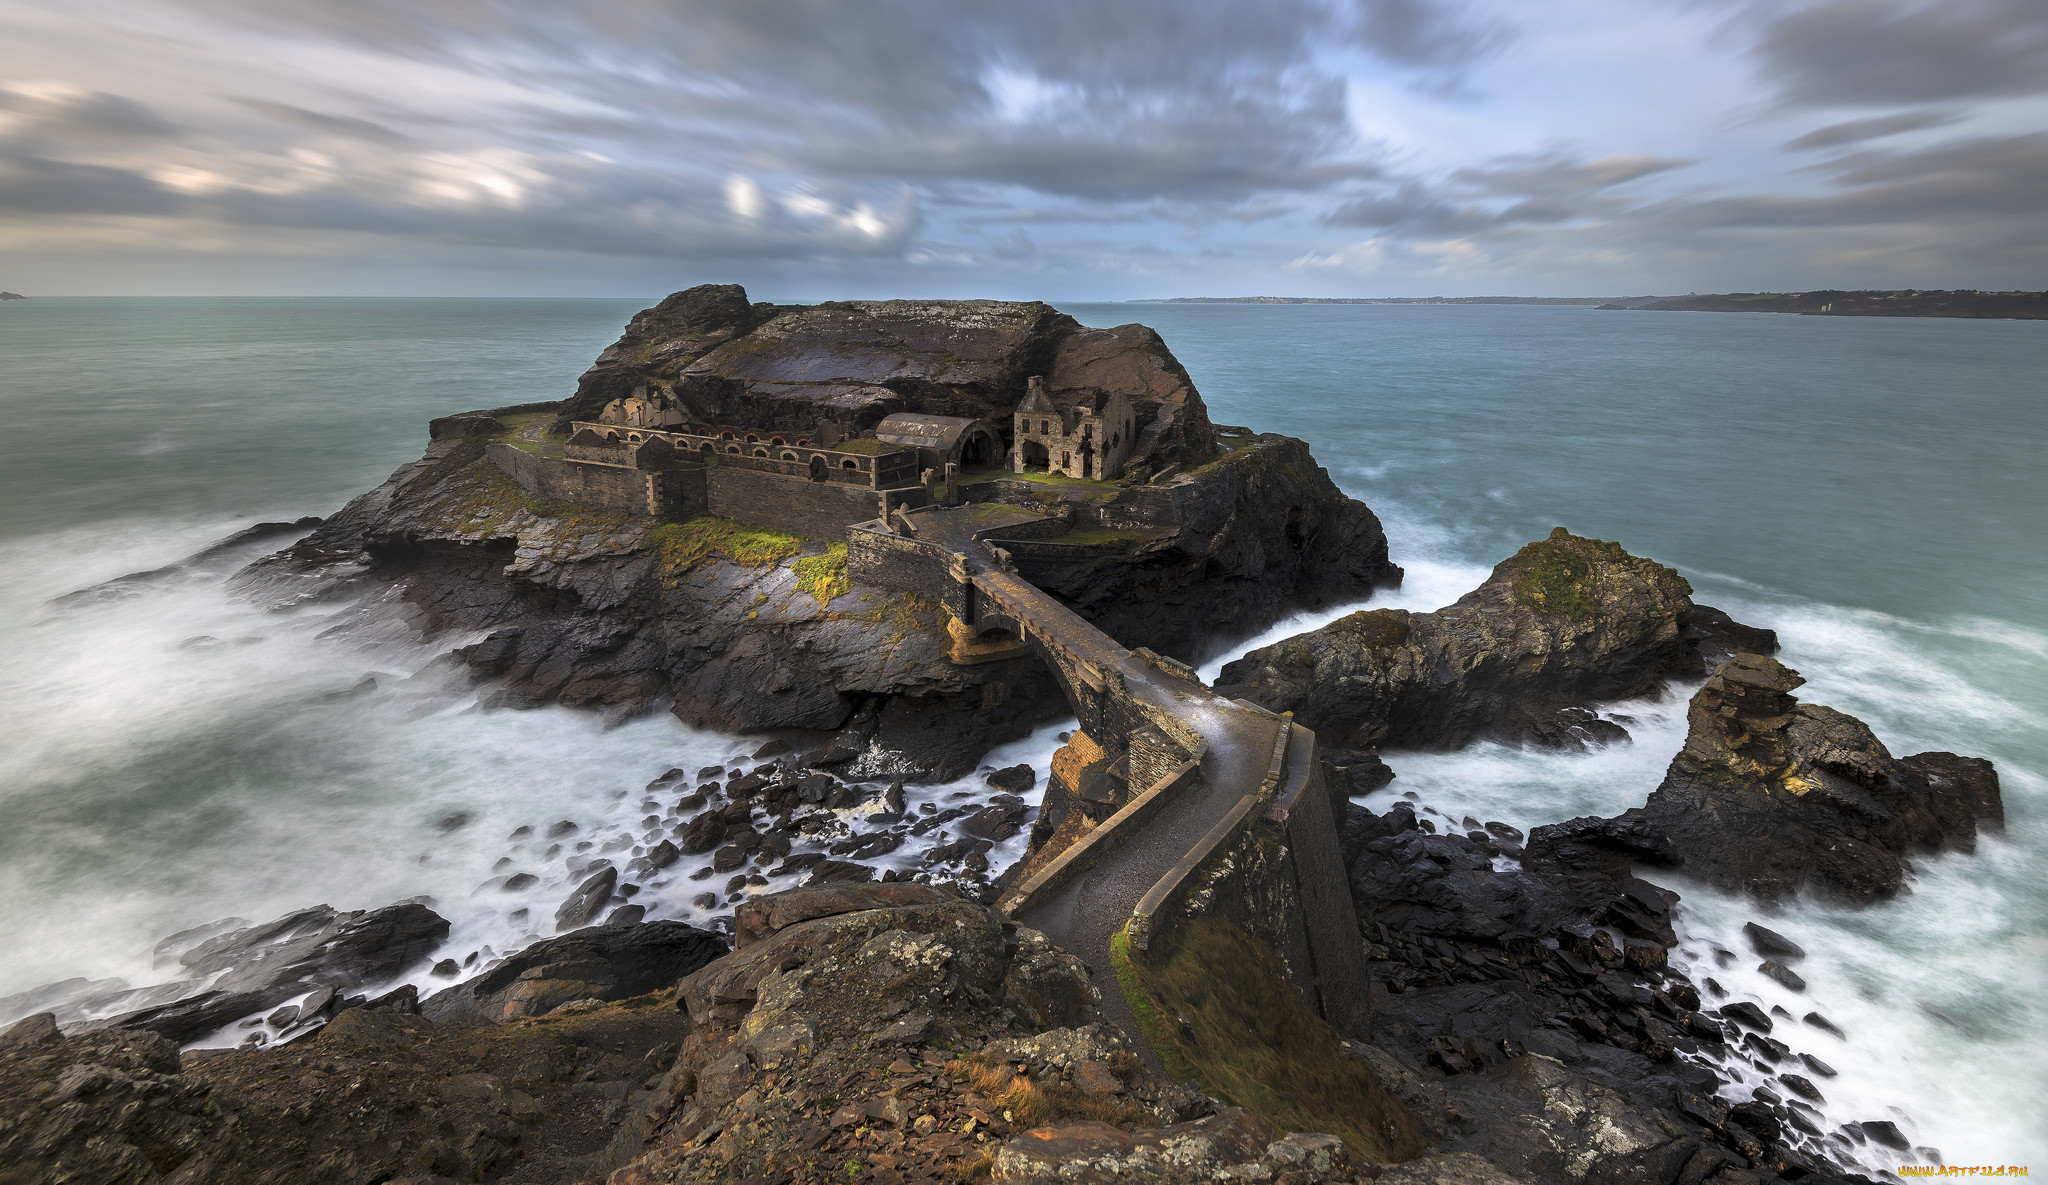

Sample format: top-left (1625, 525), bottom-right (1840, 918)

top-left (809, 455), bottom-right (828, 482)
top-left (1018, 440), bottom-right (1050, 472)
top-left (959, 428), bottom-right (997, 469)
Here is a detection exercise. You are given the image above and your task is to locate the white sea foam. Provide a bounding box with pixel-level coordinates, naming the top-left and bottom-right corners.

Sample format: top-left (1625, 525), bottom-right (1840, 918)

top-left (0, 520), bottom-right (1061, 1029)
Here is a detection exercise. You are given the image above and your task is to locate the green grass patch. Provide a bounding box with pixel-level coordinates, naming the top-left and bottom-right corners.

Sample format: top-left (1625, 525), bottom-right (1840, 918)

top-left (959, 466), bottom-right (1118, 491)
top-left (793, 543), bottom-right (850, 607)
top-left (493, 410), bottom-right (569, 459)
top-left (645, 516), bottom-right (803, 580)
top-left (1507, 527), bottom-right (1628, 621)
top-left (828, 437), bottom-right (905, 456)
top-left (1114, 917), bottom-right (1427, 1164)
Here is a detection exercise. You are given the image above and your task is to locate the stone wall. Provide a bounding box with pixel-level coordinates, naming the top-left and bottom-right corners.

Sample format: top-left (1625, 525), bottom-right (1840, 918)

top-left (705, 467), bottom-right (891, 540)
top-left (486, 443), bottom-right (705, 518)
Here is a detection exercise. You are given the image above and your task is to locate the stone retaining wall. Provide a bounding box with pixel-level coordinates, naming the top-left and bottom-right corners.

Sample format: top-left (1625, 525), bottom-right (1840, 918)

top-left (486, 443), bottom-right (704, 517)
top-left (705, 467), bottom-right (890, 539)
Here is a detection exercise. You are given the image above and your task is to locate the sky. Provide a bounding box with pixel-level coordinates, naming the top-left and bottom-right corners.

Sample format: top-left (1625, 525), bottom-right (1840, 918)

top-left (0, 0), bottom-right (2043, 298)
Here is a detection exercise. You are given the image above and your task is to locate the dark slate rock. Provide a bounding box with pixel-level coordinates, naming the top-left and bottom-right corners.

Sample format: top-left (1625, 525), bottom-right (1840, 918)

top-left (555, 867), bottom-right (619, 930)
top-left (985, 764), bottom-right (1036, 792)
top-left (421, 920), bottom-right (726, 1023)
top-left (1758, 960), bottom-right (1806, 992)
top-left (1719, 1001), bottom-right (1772, 1032)
top-left (1803, 1011), bottom-right (1846, 1039)
top-left (680, 813), bottom-right (728, 854)
top-left (1744, 922), bottom-right (1806, 960)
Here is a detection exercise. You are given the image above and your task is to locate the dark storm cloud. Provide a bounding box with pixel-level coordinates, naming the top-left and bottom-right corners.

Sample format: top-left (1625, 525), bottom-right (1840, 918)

top-left (0, 87), bottom-right (183, 215)
top-left (1326, 153), bottom-right (1690, 235)
top-left (1783, 109), bottom-right (1965, 151)
top-left (0, 156), bottom-right (180, 216)
top-left (1745, 0), bottom-right (2048, 108)
top-left (171, 0), bottom-right (1496, 203)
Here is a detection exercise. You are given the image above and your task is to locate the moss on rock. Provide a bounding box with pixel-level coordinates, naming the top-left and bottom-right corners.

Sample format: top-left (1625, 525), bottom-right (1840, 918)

top-left (792, 543), bottom-right (850, 608)
top-left (645, 516), bottom-right (803, 580)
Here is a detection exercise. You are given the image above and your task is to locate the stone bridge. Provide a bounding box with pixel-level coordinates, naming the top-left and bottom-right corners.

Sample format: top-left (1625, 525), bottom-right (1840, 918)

top-left (846, 505), bottom-right (1365, 1054)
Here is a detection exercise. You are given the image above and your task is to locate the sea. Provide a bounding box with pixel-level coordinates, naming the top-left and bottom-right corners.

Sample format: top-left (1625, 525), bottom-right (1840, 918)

top-left (0, 297), bottom-right (2040, 1171)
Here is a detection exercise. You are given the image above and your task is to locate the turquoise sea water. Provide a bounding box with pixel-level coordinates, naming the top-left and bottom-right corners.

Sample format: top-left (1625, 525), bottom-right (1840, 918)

top-left (0, 298), bottom-right (2041, 1169)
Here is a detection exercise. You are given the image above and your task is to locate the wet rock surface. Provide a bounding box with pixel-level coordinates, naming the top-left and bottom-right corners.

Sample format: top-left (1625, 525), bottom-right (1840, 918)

top-left (1526, 654), bottom-right (2004, 904)
top-left (1217, 529), bottom-right (1775, 750)
top-left (422, 919), bottom-right (727, 1023)
top-left (1341, 795), bottom-right (1887, 1185)
top-left (86, 904), bottom-right (448, 1044)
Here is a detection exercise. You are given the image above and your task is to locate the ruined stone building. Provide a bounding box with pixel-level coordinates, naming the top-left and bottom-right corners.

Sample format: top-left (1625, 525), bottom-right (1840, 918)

top-left (1011, 376), bottom-right (1135, 480)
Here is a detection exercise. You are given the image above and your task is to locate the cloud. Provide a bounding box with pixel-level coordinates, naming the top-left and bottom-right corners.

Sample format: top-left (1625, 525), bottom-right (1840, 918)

top-left (0, 82), bottom-right (181, 141)
top-left (230, 98), bottom-right (407, 142)
top-left (1783, 108), bottom-right (1965, 150)
top-left (1744, 0), bottom-right (2048, 108)
top-left (1326, 152), bottom-right (1692, 235)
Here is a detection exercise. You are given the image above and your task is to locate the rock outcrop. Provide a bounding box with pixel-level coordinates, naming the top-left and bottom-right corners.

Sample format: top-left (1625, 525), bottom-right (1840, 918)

top-left (1527, 654), bottom-right (2004, 904)
top-left (1216, 528), bottom-right (1774, 750)
top-left (233, 302), bottom-right (1394, 776)
top-left (88, 903), bottom-right (448, 1044)
top-left (558, 287), bottom-right (1216, 473)
top-left (421, 918), bottom-right (726, 1023)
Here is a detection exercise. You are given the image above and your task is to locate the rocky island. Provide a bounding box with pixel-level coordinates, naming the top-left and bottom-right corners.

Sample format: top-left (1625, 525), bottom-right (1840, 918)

top-left (1, 287), bottom-right (2006, 1185)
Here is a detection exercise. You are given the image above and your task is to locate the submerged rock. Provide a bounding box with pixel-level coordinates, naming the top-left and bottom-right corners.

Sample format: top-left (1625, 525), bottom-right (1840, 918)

top-left (1217, 528), bottom-right (1773, 750)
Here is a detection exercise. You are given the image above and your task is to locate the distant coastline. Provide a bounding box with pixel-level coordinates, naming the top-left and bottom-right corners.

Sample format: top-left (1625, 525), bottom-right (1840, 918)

top-left (1599, 289), bottom-right (2046, 320)
top-left (1131, 295), bottom-right (1631, 306)
top-left (0, 291), bottom-right (26, 300)
top-left (1133, 289), bottom-right (2047, 320)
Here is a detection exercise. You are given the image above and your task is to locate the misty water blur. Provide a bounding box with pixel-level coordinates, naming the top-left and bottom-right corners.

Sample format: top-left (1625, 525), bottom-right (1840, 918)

top-left (1, 298), bottom-right (2041, 1165)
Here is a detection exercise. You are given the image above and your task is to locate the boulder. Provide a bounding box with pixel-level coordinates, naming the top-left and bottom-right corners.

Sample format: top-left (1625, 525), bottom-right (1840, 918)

top-left (421, 919), bottom-right (725, 1023)
top-left (1526, 654), bottom-right (2004, 904)
top-left (555, 867), bottom-right (619, 930)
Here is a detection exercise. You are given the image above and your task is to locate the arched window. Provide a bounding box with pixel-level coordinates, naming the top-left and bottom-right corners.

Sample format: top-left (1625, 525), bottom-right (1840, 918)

top-left (769, 436), bottom-right (785, 445)
top-left (753, 448), bottom-right (768, 457)
top-left (726, 445), bottom-right (741, 454)
top-left (700, 443), bottom-right (715, 464)
top-left (745, 433), bottom-right (759, 442)
top-left (781, 451), bottom-right (798, 461)
top-left (842, 458), bottom-right (858, 469)
top-left (605, 432), bottom-right (621, 443)
top-left (721, 430), bottom-right (735, 440)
